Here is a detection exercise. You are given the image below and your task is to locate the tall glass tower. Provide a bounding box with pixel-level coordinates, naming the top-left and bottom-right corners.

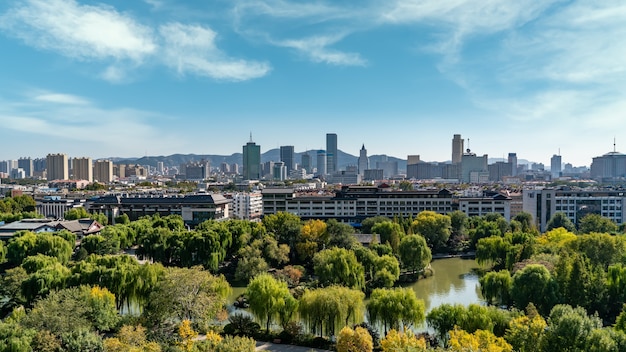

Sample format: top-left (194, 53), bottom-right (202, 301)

top-left (243, 135), bottom-right (261, 180)
top-left (326, 133), bottom-right (337, 174)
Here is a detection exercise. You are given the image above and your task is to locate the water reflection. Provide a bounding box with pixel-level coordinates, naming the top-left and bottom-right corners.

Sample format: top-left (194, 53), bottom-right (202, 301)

top-left (405, 258), bottom-right (483, 312)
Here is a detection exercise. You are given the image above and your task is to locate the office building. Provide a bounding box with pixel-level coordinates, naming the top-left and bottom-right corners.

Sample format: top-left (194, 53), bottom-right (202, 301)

top-left (46, 153), bottom-right (69, 181)
top-left (301, 152), bottom-right (311, 172)
top-left (316, 150), bottom-right (327, 176)
top-left (280, 146), bottom-right (295, 173)
top-left (273, 162), bottom-right (287, 181)
top-left (551, 154), bottom-right (562, 179)
top-left (452, 134), bottom-right (464, 164)
top-left (508, 153), bottom-right (518, 176)
top-left (243, 136), bottom-right (261, 180)
top-left (231, 191), bottom-right (263, 221)
top-left (523, 188), bottom-right (626, 232)
top-left (358, 145), bottom-right (369, 176)
top-left (18, 157), bottom-right (33, 177)
top-left (488, 161), bottom-right (512, 182)
top-left (94, 160), bottom-right (114, 183)
top-left (326, 133), bottom-right (338, 174)
top-left (72, 157), bottom-right (93, 182)
top-left (590, 151), bottom-right (626, 182)
top-left (460, 153), bottom-right (488, 183)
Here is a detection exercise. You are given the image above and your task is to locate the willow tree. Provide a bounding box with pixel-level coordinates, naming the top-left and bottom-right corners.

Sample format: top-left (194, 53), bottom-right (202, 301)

top-left (313, 247), bottom-right (365, 290)
top-left (298, 286), bottom-right (365, 337)
top-left (398, 234), bottom-right (431, 274)
top-left (245, 273), bottom-right (296, 334)
top-left (367, 288), bottom-right (424, 335)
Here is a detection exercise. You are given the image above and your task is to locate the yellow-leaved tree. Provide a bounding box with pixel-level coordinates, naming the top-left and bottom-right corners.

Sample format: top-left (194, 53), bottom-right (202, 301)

top-left (336, 326), bottom-right (373, 352)
top-left (380, 329), bottom-right (427, 352)
top-left (448, 328), bottom-right (512, 352)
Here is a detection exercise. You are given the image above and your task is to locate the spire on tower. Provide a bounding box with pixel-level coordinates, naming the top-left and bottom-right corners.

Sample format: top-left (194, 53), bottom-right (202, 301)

top-left (249, 132), bottom-right (253, 143)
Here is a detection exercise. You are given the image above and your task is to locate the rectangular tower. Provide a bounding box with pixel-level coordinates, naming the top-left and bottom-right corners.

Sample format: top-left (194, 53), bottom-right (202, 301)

top-left (326, 133), bottom-right (338, 174)
top-left (452, 134), bottom-right (464, 164)
top-left (94, 160), bottom-right (114, 183)
top-left (46, 153), bottom-right (69, 181)
top-left (72, 157), bottom-right (93, 182)
top-left (243, 139), bottom-right (261, 180)
top-left (280, 145), bottom-right (295, 173)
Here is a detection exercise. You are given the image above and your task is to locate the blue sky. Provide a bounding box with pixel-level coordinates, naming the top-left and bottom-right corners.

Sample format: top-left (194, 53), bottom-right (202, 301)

top-left (1, 0), bottom-right (624, 167)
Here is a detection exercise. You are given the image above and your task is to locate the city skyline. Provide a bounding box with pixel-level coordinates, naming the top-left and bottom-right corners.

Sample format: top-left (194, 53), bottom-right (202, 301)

top-left (1, 1), bottom-right (625, 166)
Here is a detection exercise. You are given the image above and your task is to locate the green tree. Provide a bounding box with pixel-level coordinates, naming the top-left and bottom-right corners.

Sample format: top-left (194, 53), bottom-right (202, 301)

top-left (367, 287), bottom-right (425, 335)
top-left (411, 211), bottom-right (451, 251)
top-left (541, 304), bottom-right (603, 352)
top-left (298, 286), bottom-right (365, 337)
top-left (245, 273), bottom-right (295, 333)
top-left (513, 212), bottom-right (536, 233)
top-left (398, 234), bottom-right (432, 274)
top-left (480, 270), bottom-right (512, 307)
top-left (64, 207), bottom-right (91, 220)
top-left (371, 221), bottom-right (404, 253)
top-left (546, 212), bottom-right (576, 232)
top-left (579, 213), bottom-right (618, 234)
top-left (0, 239), bottom-right (6, 263)
top-left (313, 247), bottom-right (365, 289)
top-left (427, 303), bottom-right (466, 343)
top-left (143, 266), bottom-right (230, 336)
top-left (360, 216), bottom-right (390, 234)
top-left (476, 236), bottom-right (510, 270)
top-left (327, 218), bottom-right (357, 249)
top-left (511, 264), bottom-right (557, 315)
top-left (262, 212), bottom-right (301, 247)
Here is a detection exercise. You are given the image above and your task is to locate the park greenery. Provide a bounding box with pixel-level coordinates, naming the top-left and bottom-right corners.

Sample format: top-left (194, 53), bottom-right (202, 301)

top-left (3, 194), bottom-right (626, 350)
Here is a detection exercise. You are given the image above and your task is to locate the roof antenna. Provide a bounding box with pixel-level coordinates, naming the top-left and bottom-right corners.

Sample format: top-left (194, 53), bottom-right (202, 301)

top-left (614, 137), bottom-right (617, 153)
top-left (249, 132), bottom-right (253, 143)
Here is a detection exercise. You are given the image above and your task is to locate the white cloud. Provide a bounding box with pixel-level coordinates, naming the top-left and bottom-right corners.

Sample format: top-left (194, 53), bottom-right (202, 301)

top-left (34, 93), bottom-right (90, 105)
top-left (274, 35), bottom-right (366, 66)
top-left (0, 90), bottom-right (183, 158)
top-left (0, 0), bottom-right (156, 62)
top-left (0, 0), bottom-right (271, 82)
top-left (159, 23), bottom-right (271, 81)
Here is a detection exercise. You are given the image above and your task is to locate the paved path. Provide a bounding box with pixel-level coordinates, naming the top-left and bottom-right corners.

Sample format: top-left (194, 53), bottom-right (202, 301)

top-left (255, 341), bottom-right (330, 352)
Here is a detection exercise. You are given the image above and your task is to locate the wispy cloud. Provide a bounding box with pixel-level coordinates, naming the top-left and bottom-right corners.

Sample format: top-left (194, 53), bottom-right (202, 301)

top-left (0, 90), bottom-right (183, 157)
top-left (159, 23), bottom-right (271, 81)
top-left (34, 92), bottom-right (90, 105)
top-left (0, 0), bottom-right (270, 82)
top-left (273, 34), bottom-right (366, 66)
top-left (0, 0), bottom-right (156, 62)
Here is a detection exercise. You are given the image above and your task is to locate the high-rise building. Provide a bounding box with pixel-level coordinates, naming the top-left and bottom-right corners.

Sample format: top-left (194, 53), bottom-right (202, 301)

top-left (273, 162), bottom-right (287, 181)
top-left (407, 155), bottom-right (420, 165)
top-left (243, 136), bottom-right (261, 180)
top-left (461, 153), bottom-right (488, 183)
top-left (231, 163), bottom-right (239, 175)
top-left (452, 134), bottom-right (464, 164)
top-left (508, 153), bottom-right (518, 176)
top-left (326, 133), bottom-right (338, 174)
top-left (94, 160), bottom-right (114, 183)
top-left (220, 162), bottom-right (230, 174)
top-left (280, 146), bottom-right (295, 173)
top-left (18, 157), bottom-right (33, 177)
top-left (358, 145), bottom-right (369, 176)
top-left (46, 153), bottom-right (69, 180)
top-left (33, 158), bottom-right (46, 173)
top-left (317, 150), bottom-right (327, 177)
top-left (157, 161), bottom-right (165, 175)
top-left (72, 157), bottom-right (93, 182)
top-left (301, 152), bottom-right (311, 172)
top-left (551, 154), bottom-right (562, 179)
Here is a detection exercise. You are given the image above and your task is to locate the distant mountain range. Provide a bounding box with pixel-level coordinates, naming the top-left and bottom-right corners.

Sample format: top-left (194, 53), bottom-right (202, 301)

top-left (108, 150), bottom-right (535, 173)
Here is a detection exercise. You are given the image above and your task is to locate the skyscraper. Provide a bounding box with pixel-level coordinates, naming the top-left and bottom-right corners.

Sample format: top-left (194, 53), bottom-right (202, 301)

top-left (326, 133), bottom-right (337, 174)
top-left (72, 157), bottom-right (93, 182)
top-left (551, 154), bottom-right (562, 179)
top-left (243, 136), bottom-right (261, 180)
top-left (452, 134), bottom-right (464, 164)
top-left (280, 145), bottom-right (295, 173)
top-left (94, 160), bottom-right (114, 183)
top-left (317, 150), bottom-right (327, 177)
top-left (358, 144), bottom-right (369, 176)
top-left (508, 153), bottom-right (518, 176)
top-left (46, 153), bottom-right (69, 180)
top-left (301, 152), bottom-right (311, 172)
top-left (18, 157), bottom-right (33, 177)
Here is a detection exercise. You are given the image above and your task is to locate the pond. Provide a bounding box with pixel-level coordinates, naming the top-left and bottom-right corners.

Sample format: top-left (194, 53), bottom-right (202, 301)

top-left (228, 257), bottom-right (484, 319)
